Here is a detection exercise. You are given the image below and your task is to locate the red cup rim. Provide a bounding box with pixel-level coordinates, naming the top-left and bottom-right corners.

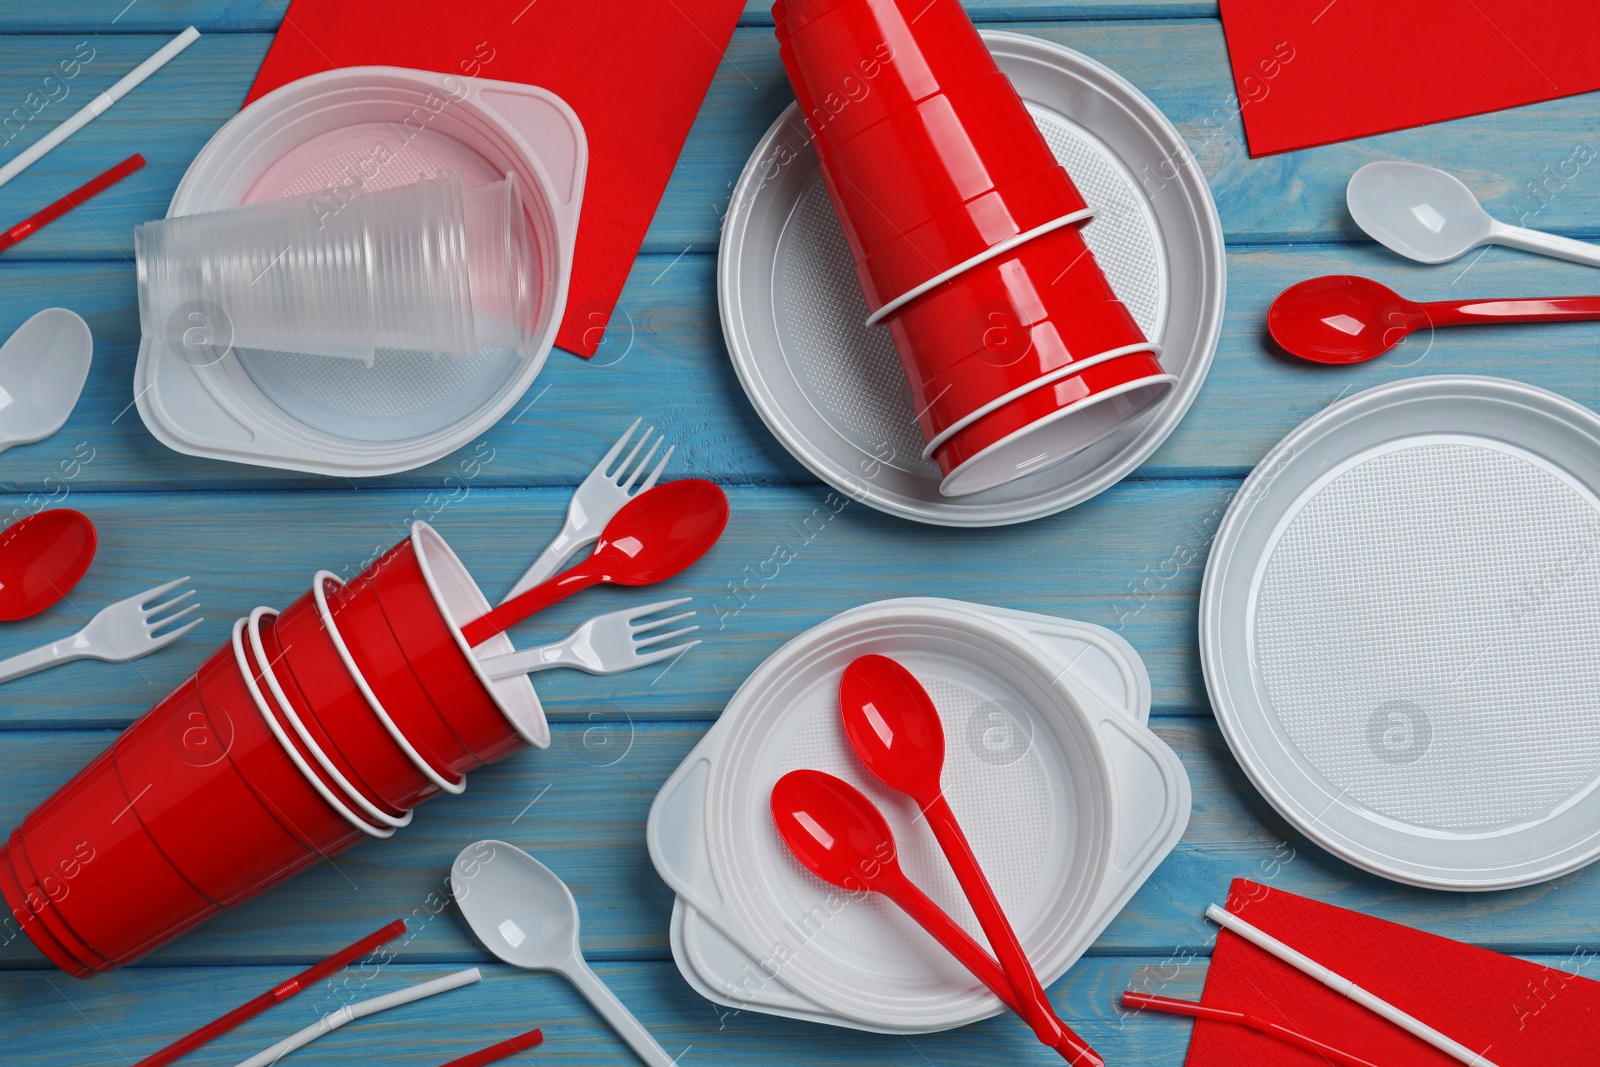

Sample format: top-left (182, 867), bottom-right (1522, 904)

top-left (867, 209), bottom-right (1092, 324)
top-left (922, 342), bottom-right (1162, 458)
top-left (311, 572), bottom-right (466, 792)
top-left (231, 617), bottom-right (394, 840)
top-left (938, 372), bottom-right (1176, 496)
top-left (409, 522), bottom-right (549, 750)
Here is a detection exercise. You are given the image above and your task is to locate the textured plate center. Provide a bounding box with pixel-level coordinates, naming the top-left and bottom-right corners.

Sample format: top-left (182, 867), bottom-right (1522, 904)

top-left (1253, 437), bottom-right (1600, 831)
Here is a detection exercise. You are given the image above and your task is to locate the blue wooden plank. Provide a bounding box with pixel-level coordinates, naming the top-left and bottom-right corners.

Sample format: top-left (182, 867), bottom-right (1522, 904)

top-left (3, 240), bottom-right (1600, 495)
top-left (5, 25), bottom-right (1600, 259)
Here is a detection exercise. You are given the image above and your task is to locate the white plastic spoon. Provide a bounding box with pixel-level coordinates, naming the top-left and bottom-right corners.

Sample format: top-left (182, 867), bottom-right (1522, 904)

top-left (0, 308), bottom-right (93, 454)
top-left (451, 840), bottom-right (677, 1067)
top-left (1348, 161), bottom-right (1600, 267)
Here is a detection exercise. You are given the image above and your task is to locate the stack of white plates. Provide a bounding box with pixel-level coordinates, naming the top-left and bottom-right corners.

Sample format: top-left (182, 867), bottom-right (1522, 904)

top-left (646, 598), bottom-right (1190, 1033)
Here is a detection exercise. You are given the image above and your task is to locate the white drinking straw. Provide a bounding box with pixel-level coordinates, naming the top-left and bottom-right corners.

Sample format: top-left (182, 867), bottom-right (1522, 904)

top-left (1206, 904), bottom-right (1502, 1067)
top-left (0, 26), bottom-right (200, 191)
top-left (231, 967), bottom-right (481, 1067)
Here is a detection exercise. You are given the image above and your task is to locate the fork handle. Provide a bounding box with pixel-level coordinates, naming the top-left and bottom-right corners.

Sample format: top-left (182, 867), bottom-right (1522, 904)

top-left (501, 527), bottom-right (592, 604)
top-left (477, 641), bottom-right (575, 680)
top-left (0, 632), bottom-right (91, 684)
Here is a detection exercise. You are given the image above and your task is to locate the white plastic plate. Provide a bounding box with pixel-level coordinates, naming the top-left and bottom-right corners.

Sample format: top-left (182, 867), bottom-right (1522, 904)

top-left (134, 67), bottom-right (587, 477)
top-left (1202, 376), bottom-right (1600, 891)
top-left (648, 599), bottom-right (1190, 1032)
top-left (719, 32), bottom-right (1224, 526)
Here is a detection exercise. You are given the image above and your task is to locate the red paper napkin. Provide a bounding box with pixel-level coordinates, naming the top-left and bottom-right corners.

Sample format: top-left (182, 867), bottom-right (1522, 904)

top-left (1185, 880), bottom-right (1600, 1066)
top-left (1217, 0), bottom-right (1600, 156)
top-left (246, 0), bottom-right (745, 357)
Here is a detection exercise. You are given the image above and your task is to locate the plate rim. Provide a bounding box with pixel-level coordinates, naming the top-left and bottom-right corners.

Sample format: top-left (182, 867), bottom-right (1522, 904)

top-left (1200, 373), bottom-right (1600, 890)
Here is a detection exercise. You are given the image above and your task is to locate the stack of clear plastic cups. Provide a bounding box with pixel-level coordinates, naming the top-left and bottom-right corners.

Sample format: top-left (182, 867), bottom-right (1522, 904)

top-left (773, 0), bottom-right (1171, 496)
top-left (135, 172), bottom-right (539, 368)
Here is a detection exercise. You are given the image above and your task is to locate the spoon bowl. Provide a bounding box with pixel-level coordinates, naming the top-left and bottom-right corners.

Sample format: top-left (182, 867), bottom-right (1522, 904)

top-left (1267, 275), bottom-right (1421, 364)
top-left (452, 839), bottom-right (580, 971)
top-left (0, 509), bottom-right (97, 620)
top-left (460, 479), bottom-right (728, 646)
top-left (839, 654), bottom-right (947, 800)
top-left (770, 768), bottom-right (904, 894)
top-left (0, 309), bottom-right (93, 454)
top-left (1347, 161), bottom-right (1491, 264)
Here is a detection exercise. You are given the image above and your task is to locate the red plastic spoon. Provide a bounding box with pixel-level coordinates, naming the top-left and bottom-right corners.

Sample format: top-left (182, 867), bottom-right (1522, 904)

top-left (0, 509), bottom-right (96, 621)
top-left (840, 654), bottom-right (1101, 1066)
top-left (461, 479), bottom-right (728, 646)
top-left (1268, 274), bottom-right (1600, 364)
top-left (771, 769), bottom-right (1103, 1066)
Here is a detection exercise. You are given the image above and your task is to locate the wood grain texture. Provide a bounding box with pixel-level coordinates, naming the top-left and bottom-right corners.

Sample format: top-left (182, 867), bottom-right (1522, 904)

top-left (4, 24), bottom-right (1600, 261)
top-left (0, 242), bottom-right (1598, 495)
top-left (2, 4), bottom-right (1597, 1065)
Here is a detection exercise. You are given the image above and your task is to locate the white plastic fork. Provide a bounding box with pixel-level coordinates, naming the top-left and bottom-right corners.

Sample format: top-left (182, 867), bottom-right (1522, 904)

top-left (0, 577), bottom-right (201, 684)
top-left (477, 599), bottom-right (699, 679)
top-left (501, 418), bottom-right (674, 603)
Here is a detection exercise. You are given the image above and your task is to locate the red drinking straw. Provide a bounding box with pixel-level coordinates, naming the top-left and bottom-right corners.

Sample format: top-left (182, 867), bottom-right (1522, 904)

top-left (437, 1027), bottom-right (545, 1067)
top-left (0, 152), bottom-right (145, 252)
top-left (133, 918), bottom-right (408, 1067)
top-left (1121, 991), bottom-right (1385, 1067)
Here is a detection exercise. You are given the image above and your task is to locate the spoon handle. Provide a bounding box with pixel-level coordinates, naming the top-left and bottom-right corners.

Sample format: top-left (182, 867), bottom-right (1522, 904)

top-left (1422, 294), bottom-right (1600, 327)
top-left (565, 957), bottom-right (678, 1067)
top-left (460, 568), bottom-right (601, 646)
top-left (1488, 220), bottom-right (1600, 268)
top-left (924, 796), bottom-right (1103, 1066)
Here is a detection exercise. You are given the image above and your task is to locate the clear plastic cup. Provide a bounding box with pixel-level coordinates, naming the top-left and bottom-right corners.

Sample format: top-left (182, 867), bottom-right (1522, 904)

top-left (135, 172), bottom-right (538, 368)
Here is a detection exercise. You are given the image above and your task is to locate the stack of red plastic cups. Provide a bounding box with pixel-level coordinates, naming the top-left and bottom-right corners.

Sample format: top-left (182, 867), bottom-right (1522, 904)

top-left (774, 0), bottom-right (1175, 496)
top-left (0, 523), bottom-right (548, 976)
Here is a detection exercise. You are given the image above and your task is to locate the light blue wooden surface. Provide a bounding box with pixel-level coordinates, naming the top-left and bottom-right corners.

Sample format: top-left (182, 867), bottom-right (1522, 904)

top-left (1, 3), bottom-right (1598, 1065)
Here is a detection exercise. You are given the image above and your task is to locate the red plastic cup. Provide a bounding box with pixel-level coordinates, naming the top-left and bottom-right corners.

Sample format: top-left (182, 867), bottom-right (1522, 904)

top-left (909, 309), bottom-right (1158, 438)
top-left (362, 524), bottom-right (548, 759)
top-left (0, 837), bottom-right (97, 975)
top-left (309, 572), bottom-right (478, 782)
top-left (881, 222), bottom-right (1123, 381)
top-left (242, 610), bottom-right (409, 832)
top-left (14, 743), bottom-right (223, 967)
top-left (195, 623), bottom-right (370, 858)
top-left (821, 74), bottom-right (1072, 252)
top-left (849, 167), bottom-right (1089, 306)
top-left (112, 672), bottom-right (323, 908)
top-left (932, 354), bottom-right (1175, 496)
top-left (270, 580), bottom-right (458, 814)
top-left (777, 0), bottom-right (1000, 147)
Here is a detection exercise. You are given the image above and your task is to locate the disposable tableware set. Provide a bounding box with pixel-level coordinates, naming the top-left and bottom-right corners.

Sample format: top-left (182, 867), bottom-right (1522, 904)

top-left (8, 0), bottom-right (1600, 1063)
top-left (0, 428), bottom-right (727, 980)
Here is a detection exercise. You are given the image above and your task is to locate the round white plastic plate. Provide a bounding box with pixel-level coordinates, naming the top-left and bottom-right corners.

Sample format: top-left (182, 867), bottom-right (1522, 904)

top-left (1202, 376), bottom-right (1600, 890)
top-left (719, 32), bottom-right (1224, 526)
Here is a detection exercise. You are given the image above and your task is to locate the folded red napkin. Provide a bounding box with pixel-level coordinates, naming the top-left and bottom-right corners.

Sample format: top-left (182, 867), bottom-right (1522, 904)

top-left (1217, 0), bottom-right (1600, 156)
top-left (1185, 880), bottom-right (1599, 1065)
top-left (247, 0), bottom-right (744, 356)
